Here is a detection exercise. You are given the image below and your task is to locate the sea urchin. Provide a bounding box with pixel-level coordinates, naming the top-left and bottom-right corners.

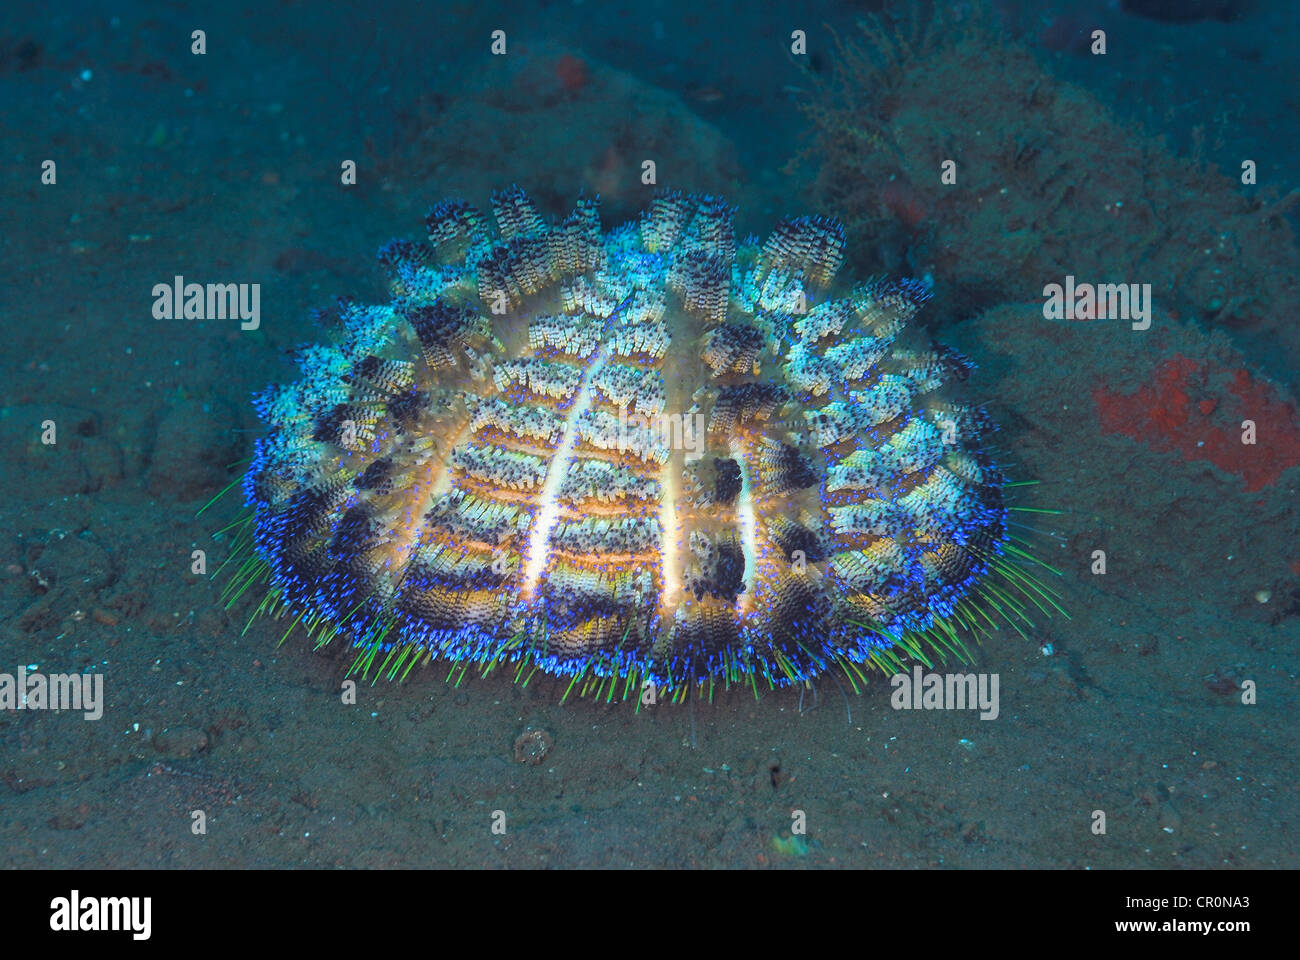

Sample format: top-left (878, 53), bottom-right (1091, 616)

top-left (214, 187), bottom-right (1063, 701)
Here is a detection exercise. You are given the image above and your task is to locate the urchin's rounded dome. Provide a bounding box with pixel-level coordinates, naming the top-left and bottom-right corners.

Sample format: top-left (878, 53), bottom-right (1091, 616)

top-left (235, 188), bottom-right (1026, 697)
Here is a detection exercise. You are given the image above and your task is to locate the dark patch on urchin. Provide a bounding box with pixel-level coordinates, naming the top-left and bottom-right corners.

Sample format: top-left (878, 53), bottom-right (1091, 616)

top-left (767, 516), bottom-right (826, 564)
top-left (386, 389), bottom-right (427, 430)
top-left (713, 457), bottom-right (742, 505)
top-left (355, 458), bottom-right (393, 492)
top-left (713, 541), bottom-right (746, 603)
top-left (310, 405), bottom-right (353, 445)
top-left (405, 301), bottom-right (480, 367)
top-left (774, 443), bottom-right (819, 492)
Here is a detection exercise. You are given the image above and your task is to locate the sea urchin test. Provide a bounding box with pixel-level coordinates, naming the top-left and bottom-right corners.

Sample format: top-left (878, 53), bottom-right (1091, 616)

top-left (222, 187), bottom-right (1060, 700)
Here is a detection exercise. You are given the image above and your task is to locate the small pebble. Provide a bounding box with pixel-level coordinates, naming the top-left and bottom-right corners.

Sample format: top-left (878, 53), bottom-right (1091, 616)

top-left (512, 728), bottom-right (553, 765)
top-left (153, 725), bottom-right (209, 759)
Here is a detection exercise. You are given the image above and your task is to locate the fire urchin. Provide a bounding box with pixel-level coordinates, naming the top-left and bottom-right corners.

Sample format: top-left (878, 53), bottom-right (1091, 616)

top-left (212, 187), bottom-right (1064, 701)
